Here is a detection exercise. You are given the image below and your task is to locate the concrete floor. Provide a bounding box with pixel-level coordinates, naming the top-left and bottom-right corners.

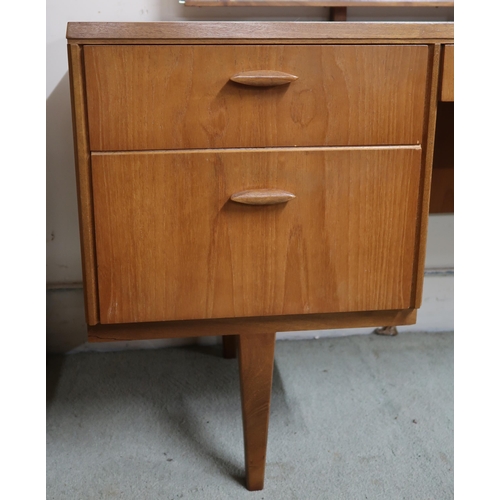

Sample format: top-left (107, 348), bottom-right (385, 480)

top-left (46, 332), bottom-right (453, 499)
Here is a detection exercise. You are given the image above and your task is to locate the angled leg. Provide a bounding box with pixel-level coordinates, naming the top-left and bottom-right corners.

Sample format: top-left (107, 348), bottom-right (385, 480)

top-left (238, 332), bottom-right (276, 491)
top-left (222, 335), bottom-right (238, 359)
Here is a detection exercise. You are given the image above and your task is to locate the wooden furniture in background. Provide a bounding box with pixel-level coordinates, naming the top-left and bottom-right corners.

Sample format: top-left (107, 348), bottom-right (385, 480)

top-left (67, 21), bottom-right (453, 490)
top-left (440, 44), bottom-right (454, 101)
top-left (182, 1), bottom-right (453, 7)
top-left (430, 42), bottom-right (454, 212)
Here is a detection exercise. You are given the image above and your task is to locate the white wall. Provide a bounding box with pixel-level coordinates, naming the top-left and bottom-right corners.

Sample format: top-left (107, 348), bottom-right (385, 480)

top-left (46, 1), bottom-right (454, 352)
top-left (46, 0), bottom-right (329, 284)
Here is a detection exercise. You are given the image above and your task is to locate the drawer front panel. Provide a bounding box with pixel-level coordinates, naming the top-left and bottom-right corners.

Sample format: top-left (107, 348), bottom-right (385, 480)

top-left (440, 44), bottom-right (454, 101)
top-left (92, 147), bottom-right (422, 324)
top-left (85, 45), bottom-right (428, 151)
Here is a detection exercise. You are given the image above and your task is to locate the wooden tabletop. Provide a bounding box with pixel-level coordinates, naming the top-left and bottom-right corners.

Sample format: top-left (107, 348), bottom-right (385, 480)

top-left (67, 21), bottom-right (454, 42)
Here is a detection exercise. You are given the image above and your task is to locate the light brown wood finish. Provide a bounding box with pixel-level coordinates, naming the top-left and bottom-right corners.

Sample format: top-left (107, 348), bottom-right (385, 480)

top-left (440, 44), bottom-right (454, 101)
top-left (222, 335), bottom-right (238, 359)
top-left (230, 70), bottom-right (298, 86)
top-left (71, 38), bottom-right (453, 46)
top-left (67, 44), bottom-right (99, 325)
top-left (412, 44), bottom-right (442, 307)
top-left (67, 22), bottom-right (453, 44)
top-left (92, 147), bottom-right (421, 324)
top-left (67, 21), bottom-right (453, 491)
top-left (85, 44), bottom-right (428, 151)
top-left (238, 333), bottom-right (276, 491)
top-left (231, 189), bottom-right (296, 205)
top-left (88, 309), bottom-right (417, 342)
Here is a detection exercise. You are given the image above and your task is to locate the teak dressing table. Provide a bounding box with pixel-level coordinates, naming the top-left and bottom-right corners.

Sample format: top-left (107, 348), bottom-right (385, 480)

top-left (67, 19), bottom-right (454, 490)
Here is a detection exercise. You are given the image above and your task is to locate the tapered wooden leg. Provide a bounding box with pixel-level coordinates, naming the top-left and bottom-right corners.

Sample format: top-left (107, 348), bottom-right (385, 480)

top-left (238, 332), bottom-right (276, 491)
top-left (222, 335), bottom-right (238, 359)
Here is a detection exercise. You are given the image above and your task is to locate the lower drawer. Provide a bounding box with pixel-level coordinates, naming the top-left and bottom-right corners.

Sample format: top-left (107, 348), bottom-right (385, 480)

top-left (92, 147), bottom-right (422, 324)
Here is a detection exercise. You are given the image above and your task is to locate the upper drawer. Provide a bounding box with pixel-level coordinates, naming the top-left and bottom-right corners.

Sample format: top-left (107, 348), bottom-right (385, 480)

top-left (84, 45), bottom-right (429, 151)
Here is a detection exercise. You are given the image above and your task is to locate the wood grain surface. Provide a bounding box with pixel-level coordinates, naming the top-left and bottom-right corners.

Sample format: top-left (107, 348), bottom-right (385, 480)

top-left (412, 44), bottom-right (441, 307)
top-left (87, 309), bottom-right (417, 342)
top-left (84, 44), bottom-right (428, 151)
top-left (239, 333), bottom-right (276, 491)
top-left (67, 22), bottom-right (453, 43)
top-left (67, 44), bottom-right (99, 325)
top-left (230, 70), bottom-right (298, 86)
top-left (92, 147), bottom-right (422, 324)
top-left (440, 44), bottom-right (454, 101)
top-left (231, 189), bottom-right (296, 205)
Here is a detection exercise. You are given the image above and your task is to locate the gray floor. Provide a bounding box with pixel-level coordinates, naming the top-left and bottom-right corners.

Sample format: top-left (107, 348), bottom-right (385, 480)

top-left (47, 332), bottom-right (453, 499)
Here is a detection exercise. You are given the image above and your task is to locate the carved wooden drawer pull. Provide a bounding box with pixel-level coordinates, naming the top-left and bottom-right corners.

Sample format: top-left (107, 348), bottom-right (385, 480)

top-left (230, 189), bottom-right (296, 205)
top-left (230, 70), bottom-right (298, 87)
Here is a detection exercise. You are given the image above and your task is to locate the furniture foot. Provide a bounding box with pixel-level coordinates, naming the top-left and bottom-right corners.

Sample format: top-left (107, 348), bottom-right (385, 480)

top-left (238, 332), bottom-right (276, 491)
top-left (222, 335), bottom-right (238, 359)
top-left (373, 326), bottom-right (399, 336)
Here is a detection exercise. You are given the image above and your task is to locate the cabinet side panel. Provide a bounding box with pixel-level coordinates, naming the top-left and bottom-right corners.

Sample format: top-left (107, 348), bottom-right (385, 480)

top-left (67, 43), bottom-right (99, 325)
top-left (412, 44), bottom-right (442, 307)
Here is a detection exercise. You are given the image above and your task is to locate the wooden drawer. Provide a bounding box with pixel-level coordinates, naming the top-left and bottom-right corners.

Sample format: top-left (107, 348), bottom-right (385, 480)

top-left (92, 146), bottom-right (422, 324)
top-left (440, 44), bottom-right (454, 101)
top-left (84, 45), bottom-right (429, 151)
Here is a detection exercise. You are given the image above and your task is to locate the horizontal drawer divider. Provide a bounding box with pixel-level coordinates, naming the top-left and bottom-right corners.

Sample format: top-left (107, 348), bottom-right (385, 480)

top-left (92, 145), bottom-right (422, 156)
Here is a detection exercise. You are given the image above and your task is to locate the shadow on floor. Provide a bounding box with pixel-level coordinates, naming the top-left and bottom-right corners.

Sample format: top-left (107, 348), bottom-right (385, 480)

top-left (46, 343), bottom-right (290, 487)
